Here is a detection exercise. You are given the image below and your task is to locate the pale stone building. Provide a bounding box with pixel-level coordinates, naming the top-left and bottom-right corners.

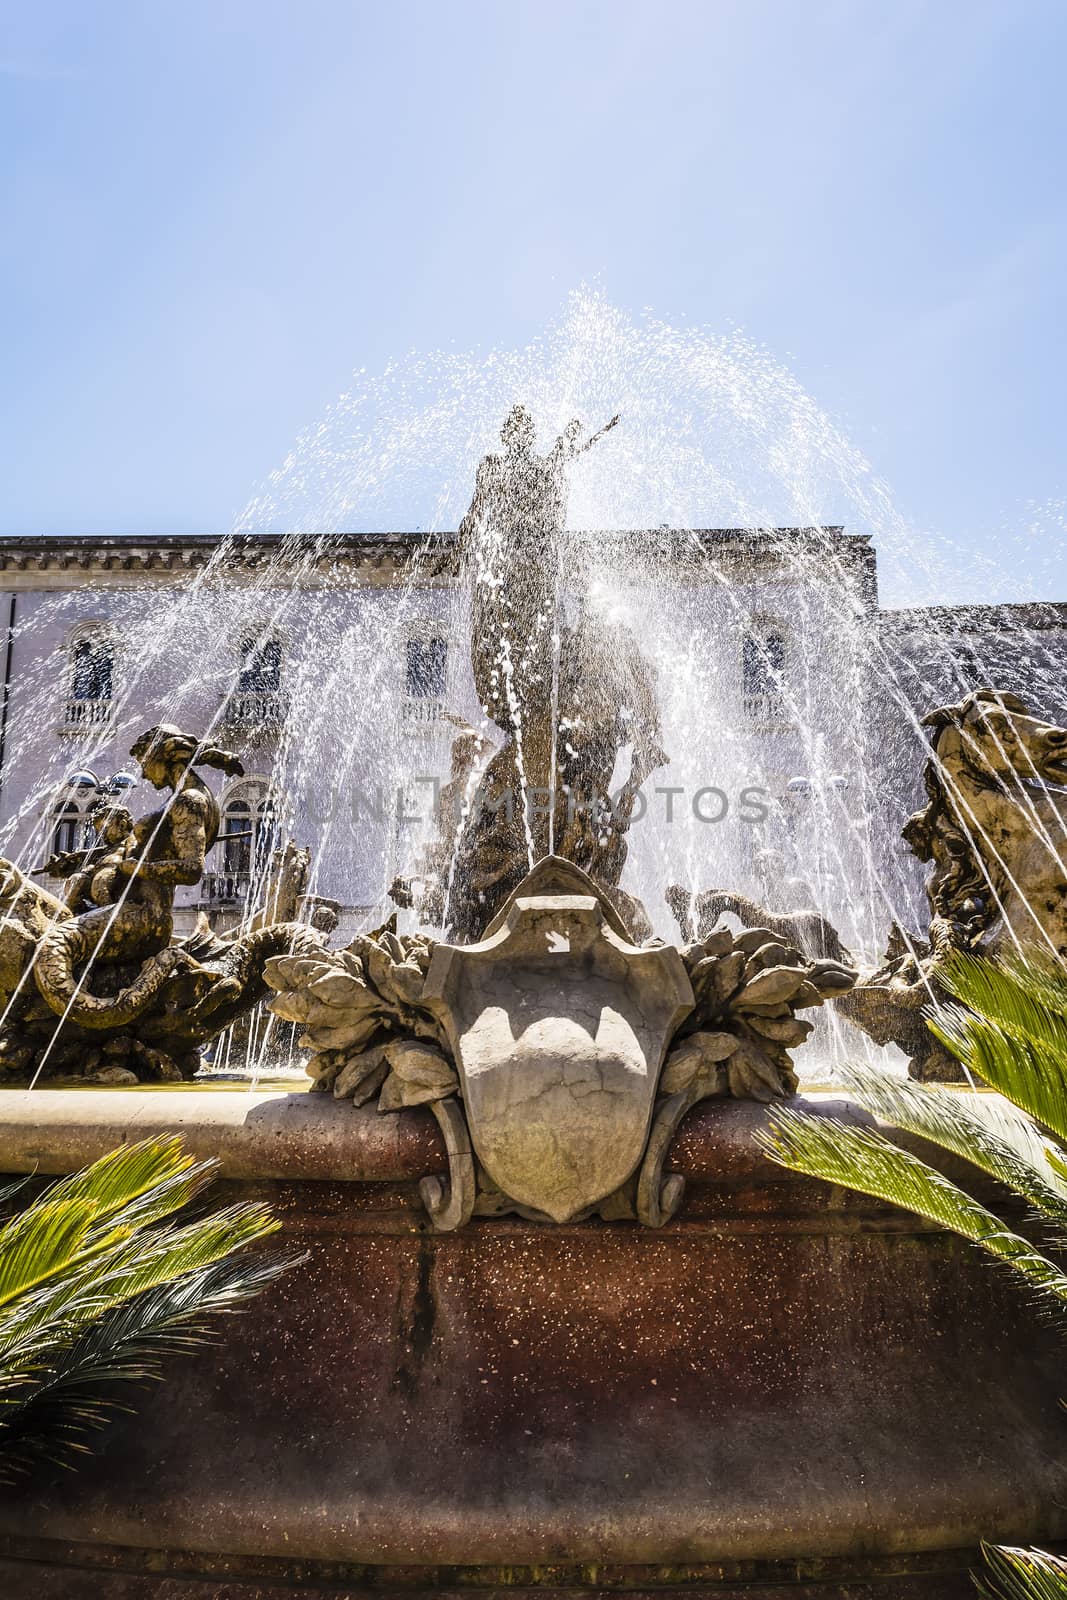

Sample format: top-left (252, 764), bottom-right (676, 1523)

top-left (0, 530), bottom-right (1062, 955)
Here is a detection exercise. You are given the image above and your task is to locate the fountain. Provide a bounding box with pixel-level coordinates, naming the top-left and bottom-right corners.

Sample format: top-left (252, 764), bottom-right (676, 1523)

top-left (0, 300), bottom-right (1065, 1592)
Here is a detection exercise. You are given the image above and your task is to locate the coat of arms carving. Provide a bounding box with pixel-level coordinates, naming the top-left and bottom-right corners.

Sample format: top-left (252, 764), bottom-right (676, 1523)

top-left (264, 858), bottom-right (854, 1230)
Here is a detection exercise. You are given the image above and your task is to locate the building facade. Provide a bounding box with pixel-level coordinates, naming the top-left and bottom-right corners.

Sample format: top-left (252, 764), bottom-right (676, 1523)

top-left (0, 529), bottom-right (1063, 957)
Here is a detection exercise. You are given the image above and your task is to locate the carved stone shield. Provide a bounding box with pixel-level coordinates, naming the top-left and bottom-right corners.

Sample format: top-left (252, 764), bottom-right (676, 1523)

top-left (422, 859), bottom-right (693, 1222)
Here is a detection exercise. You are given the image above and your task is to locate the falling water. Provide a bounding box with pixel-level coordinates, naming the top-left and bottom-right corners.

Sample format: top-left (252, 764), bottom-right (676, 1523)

top-left (3, 290), bottom-right (1064, 1083)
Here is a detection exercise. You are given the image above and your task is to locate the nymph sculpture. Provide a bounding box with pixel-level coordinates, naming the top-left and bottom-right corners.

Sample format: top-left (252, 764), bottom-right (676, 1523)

top-left (444, 406), bottom-right (665, 942)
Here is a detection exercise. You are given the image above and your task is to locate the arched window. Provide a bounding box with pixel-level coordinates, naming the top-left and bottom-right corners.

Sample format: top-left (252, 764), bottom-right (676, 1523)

top-left (65, 626), bottom-right (115, 729)
top-left (222, 798), bottom-right (253, 875)
top-left (239, 635), bottom-right (282, 694)
top-left (402, 626), bottom-right (448, 730)
top-left (742, 632), bottom-right (785, 698)
top-left (406, 636), bottom-right (447, 699)
top-left (742, 625), bottom-right (789, 727)
top-left (51, 802), bottom-right (85, 856)
top-left (72, 636), bottom-right (113, 701)
top-left (218, 781), bottom-right (279, 882)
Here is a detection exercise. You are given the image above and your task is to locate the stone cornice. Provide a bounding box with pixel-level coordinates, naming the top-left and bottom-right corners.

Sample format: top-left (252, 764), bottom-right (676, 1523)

top-left (0, 525), bottom-right (867, 578)
top-left (880, 599), bottom-right (1067, 633)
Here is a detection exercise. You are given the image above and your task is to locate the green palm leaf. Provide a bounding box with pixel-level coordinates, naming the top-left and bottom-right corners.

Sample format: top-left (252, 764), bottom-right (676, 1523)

top-left (977, 1542), bottom-right (1067, 1598)
top-left (0, 1136), bottom-right (299, 1478)
top-left (831, 1062), bottom-right (1067, 1228)
top-left (930, 952), bottom-right (1067, 1144)
top-left (758, 1109), bottom-right (1067, 1313)
top-left (0, 1248), bottom-right (295, 1482)
top-left (753, 953), bottom-right (1067, 1591)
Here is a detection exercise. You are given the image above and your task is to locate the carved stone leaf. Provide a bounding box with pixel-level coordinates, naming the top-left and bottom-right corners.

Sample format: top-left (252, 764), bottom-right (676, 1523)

top-left (726, 1038), bottom-right (793, 1103)
top-left (746, 941), bottom-right (804, 973)
top-left (691, 949), bottom-right (746, 1007)
top-left (736, 965), bottom-right (806, 1006)
top-left (264, 954), bottom-right (325, 992)
top-left (807, 960), bottom-right (857, 995)
top-left (363, 941), bottom-right (401, 999)
top-left (660, 1031), bottom-right (735, 1096)
top-left (385, 961), bottom-right (428, 1005)
top-left (299, 1016), bottom-right (382, 1054)
top-left (384, 1039), bottom-right (457, 1088)
top-left (746, 1014), bottom-right (813, 1045)
top-left (267, 989), bottom-right (311, 1024)
top-left (733, 927), bottom-right (783, 955)
top-left (378, 1041), bottom-right (459, 1110)
top-left (308, 970), bottom-right (371, 1008)
top-left (334, 1045), bottom-right (390, 1104)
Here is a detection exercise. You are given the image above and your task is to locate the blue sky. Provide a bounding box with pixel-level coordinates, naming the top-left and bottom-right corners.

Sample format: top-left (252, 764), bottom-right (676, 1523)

top-left (2, 1), bottom-right (1066, 601)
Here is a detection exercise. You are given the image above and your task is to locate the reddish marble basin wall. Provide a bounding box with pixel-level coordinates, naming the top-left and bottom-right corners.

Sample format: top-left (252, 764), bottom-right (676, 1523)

top-left (0, 1089), bottom-right (1062, 1599)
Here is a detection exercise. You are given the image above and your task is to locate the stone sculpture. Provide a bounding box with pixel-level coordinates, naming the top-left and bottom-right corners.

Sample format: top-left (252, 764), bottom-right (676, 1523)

top-left (444, 407), bottom-right (666, 942)
top-left (264, 856), bottom-right (853, 1230)
top-left (670, 689), bottom-right (1067, 1081)
top-left (0, 725), bottom-right (324, 1083)
top-left (389, 718), bottom-right (486, 928)
top-left (839, 688), bottom-right (1067, 1076)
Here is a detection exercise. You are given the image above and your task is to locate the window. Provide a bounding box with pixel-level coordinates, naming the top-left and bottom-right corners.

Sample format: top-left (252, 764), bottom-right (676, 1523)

top-left (222, 799), bottom-right (253, 874)
top-left (239, 636), bottom-right (282, 694)
top-left (406, 636), bottom-right (447, 699)
top-left (68, 630), bottom-right (112, 700)
top-left (742, 625), bottom-right (790, 728)
top-left (220, 782), bottom-right (278, 878)
top-left (742, 632), bottom-right (786, 700)
top-left (51, 802), bottom-right (85, 856)
top-left (954, 644), bottom-right (981, 689)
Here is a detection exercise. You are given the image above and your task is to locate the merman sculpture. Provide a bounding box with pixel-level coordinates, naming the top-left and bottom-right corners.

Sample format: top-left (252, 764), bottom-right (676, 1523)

top-left (0, 725), bottom-right (325, 1083)
top-left (670, 688), bottom-right (1067, 1081)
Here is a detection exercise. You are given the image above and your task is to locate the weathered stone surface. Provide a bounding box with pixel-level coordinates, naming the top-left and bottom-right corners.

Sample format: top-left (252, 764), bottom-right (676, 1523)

top-left (423, 883), bottom-right (692, 1221)
top-left (0, 1092), bottom-right (1062, 1597)
top-left (265, 858), bottom-right (852, 1228)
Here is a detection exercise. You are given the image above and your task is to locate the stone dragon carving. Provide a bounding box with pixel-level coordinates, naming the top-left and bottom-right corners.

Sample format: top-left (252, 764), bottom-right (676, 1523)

top-left (0, 725), bottom-right (324, 1083)
top-left (265, 857), bottom-right (853, 1230)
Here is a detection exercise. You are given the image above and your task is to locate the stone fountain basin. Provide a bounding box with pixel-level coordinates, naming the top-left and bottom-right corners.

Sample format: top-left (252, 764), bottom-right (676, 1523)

top-left (0, 1087), bottom-right (1062, 1600)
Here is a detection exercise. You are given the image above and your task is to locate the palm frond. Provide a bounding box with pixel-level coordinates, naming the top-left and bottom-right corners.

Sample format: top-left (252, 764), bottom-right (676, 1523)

top-left (0, 1199), bottom-right (115, 1309)
top-left (0, 1137), bottom-right (297, 1478)
top-left (0, 1201), bottom-right (282, 1388)
top-left (833, 1062), bottom-right (1067, 1228)
top-left (930, 952), bottom-right (1067, 1144)
top-left (759, 1110), bottom-right (1067, 1314)
top-left (0, 1246), bottom-right (299, 1482)
top-left (977, 1542), bottom-right (1067, 1598)
top-left (45, 1136), bottom-right (218, 1238)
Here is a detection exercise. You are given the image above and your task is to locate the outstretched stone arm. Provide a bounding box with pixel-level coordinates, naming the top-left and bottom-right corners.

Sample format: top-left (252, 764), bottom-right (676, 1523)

top-left (118, 807), bottom-right (207, 888)
top-left (457, 456), bottom-right (495, 544)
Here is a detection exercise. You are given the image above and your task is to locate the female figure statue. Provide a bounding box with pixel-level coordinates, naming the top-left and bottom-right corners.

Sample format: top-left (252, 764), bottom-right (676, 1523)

top-left (446, 407), bottom-right (665, 942)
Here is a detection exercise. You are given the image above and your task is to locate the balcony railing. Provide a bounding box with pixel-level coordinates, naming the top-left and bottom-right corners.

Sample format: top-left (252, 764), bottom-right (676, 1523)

top-left (742, 692), bottom-right (791, 730)
top-left (200, 870), bottom-right (251, 905)
top-left (219, 691), bottom-right (290, 737)
top-left (61, 697), bottom-right (113, 733)
top-left (401, 696), bottom-right (443, 730)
